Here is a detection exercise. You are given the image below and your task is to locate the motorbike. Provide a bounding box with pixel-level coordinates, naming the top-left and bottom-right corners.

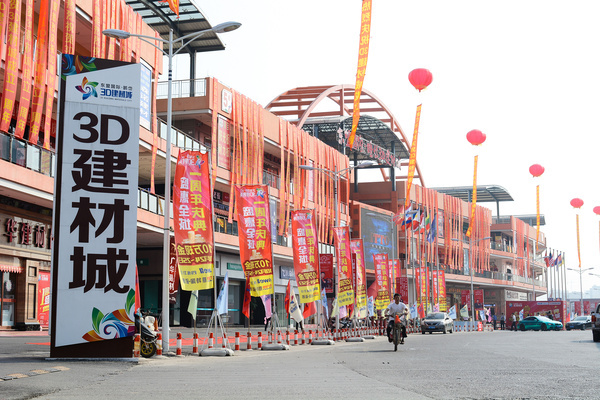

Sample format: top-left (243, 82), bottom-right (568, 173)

top-left (135, 312), bottom-right (158, 358)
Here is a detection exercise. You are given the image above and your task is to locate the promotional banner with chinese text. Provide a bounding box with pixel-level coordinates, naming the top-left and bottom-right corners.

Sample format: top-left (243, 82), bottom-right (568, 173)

top-left (236, 185), bottom-right (274, 296)
top-left (416, 266), bottom-right (430, 308)
top-left (333, 226), bottom-right (354, 307)
top-left (431, 270), bottom-right (447, 311)
top-left (173, 151), bottom-right (214, 290)
top-left (350, 239), bottom-right (368, 318)
top-left (291, 210), bottom-right (321, 303)
top-left (374, 253), bottom-right (390, 310)
top-left (319, 253), bottom-right (334, 294)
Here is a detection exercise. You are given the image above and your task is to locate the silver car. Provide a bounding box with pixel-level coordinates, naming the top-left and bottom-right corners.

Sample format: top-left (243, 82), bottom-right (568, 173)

top-left (421, 312), bottom-right (454, 334)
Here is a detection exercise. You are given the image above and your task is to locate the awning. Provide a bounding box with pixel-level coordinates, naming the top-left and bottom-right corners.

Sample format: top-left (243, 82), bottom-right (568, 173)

top-left (0, 264), bottom-right (23, 273)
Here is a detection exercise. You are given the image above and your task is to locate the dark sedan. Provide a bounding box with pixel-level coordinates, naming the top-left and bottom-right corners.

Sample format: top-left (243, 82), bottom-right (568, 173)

top-left (421, 312), bottom-right (454, 334)
top-left (566, 316), bottom-right (592, 331)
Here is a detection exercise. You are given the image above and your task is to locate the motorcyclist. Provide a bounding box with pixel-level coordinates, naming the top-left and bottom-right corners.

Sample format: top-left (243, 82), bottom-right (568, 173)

top-left (385, 293), bottom-right (408, 344)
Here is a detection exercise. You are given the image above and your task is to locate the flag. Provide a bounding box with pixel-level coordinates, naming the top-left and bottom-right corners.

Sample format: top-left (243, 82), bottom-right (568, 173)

top-left (289, 286), bottom-right (304, 323)
top-left (410, 302), bottom-right (418, 319)
top-left (392, 205), bottom-right (405, 224)
top-left (242, 281), bottom-right (251, 319)
top-left (544, 252), bottom-right (551, 267)
top-left (160, 0), bottom-right (179, 16)
top-left (339, 305), bottom-right (347, 319)
top-left (321, 289), bottom-right (329, 319)
top-left (479, 310), bottom-right (486, 321)
top-left (411, 209), bottom-right (421, 230)
top-left (188, 290), bottom-right (198, 319)
top-left (367, 296), bottom-right (374, 317)
top-left (331, 297), bottom-right (339, 318)
top-left (261, 294), bottom-right (272, 320)
top-left (134, 265), bottom-right (141, 314)
top-left (302, 301), bottom-right (316, 319)
top-left (216, 272), bottom-right (229, 315)
top-left (519, 309), bottom-right (524, 321)
top-left (433, 303), bottom-right (439, 312)
top-left (427, 213), bottom-right (437, 243)
top-left (284, 280), bottom-right (291, 314)
top-left (448, 305), bottom-right (457, 319)
top-left (460, 304), bottom-right (469, 318)
top-left (417, 303), bottom-right (425, 318)
top-left (401, 203), bottom-right (415, 228)
top-left (420, 212), bottom-right (429, 234)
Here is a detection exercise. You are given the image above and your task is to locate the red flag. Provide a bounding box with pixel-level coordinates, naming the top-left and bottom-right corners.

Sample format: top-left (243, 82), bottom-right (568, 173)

top-left (160, 0), bottom-right (179, 16)
top-left (284, 280), bottom-right (291, 315)
top-left (135, 265), bottom-right (141, 313)
top-left (242, 281), bottom-right (251, 319)
top-left (302, 301), bottom-right (316, 319)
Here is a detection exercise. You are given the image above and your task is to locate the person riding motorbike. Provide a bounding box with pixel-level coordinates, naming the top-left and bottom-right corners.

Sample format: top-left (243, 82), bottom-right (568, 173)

top-left (385, 293), bottom-right (408, 344)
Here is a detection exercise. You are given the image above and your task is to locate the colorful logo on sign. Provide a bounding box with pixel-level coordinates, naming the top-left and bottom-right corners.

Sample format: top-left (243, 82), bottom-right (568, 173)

top-left (75, 76), bottom-right (98, 100)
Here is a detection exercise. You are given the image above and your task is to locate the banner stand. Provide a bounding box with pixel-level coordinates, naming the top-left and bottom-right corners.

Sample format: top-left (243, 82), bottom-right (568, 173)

top-left (262, 298), bottom-right (289, 350)
top-left (200, 309), bottom-right (233, 356)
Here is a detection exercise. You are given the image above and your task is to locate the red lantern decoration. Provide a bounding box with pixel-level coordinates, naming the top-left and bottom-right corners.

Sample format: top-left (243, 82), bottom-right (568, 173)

top-left (593, 206), bottom-right (600, 215)
top-left (408, 68), bottom-right (433, 92)
top-left (529, 164), bottom-right (544, 177)
top-left (466, 129), bottom-right (486, 146)
top-left (570, 198), bottom-right (584, 209)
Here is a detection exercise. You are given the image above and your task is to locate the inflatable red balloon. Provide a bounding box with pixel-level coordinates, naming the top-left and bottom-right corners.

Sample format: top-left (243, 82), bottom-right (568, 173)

top-left (593, 206), bottom-right (600, 215)
top-left (408, 68), bottom-right (433, 92)
top-left (466, 129), bottom-right (486, 146)
top-left (529, 164), bottom-right (544, 177)
top-left (570, 198), bottom-right (584, 209)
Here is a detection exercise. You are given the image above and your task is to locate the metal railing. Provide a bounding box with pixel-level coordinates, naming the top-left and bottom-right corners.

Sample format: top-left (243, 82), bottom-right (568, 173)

top-left (0, 131), bottom-right (55, 177)
top-left (157, 78), bottom-right (207, 99)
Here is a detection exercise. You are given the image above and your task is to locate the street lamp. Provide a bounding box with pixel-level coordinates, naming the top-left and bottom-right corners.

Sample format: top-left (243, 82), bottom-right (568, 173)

top-left (567, 267), bottom-right (593, 316)
top-left (452, 236), bottom-right (491, 325)
top-left (299, 160), bottom-right (376, 333)
top-left (103, 21), bottom-right (241, 352)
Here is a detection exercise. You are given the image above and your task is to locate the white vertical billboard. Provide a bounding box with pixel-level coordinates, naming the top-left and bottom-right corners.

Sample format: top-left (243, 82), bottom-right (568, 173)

top-left (52, 60), bottom-right (140, 355)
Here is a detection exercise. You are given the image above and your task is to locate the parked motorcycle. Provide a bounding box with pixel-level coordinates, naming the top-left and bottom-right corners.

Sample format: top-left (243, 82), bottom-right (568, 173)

top-left (135, 312), bottom-right (158, 358)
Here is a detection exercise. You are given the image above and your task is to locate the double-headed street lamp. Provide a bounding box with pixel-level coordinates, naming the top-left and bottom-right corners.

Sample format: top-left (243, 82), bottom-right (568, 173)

top-left (299, 160), bottom-right (376, 332)
top-left (567, 267), bottom-right (593, 316)
top-left (452, 236), bottom-right (491, 324)
top-left (103, 21), bottom-right (241, 352)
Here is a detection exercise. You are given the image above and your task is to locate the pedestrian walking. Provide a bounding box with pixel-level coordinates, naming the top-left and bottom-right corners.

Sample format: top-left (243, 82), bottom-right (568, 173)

top-left (511, 313), bottom-right (517, 331)
top-left (492, 313), bottom-right (497, 330)
top-left (500, 313), bottom-right (505, 330)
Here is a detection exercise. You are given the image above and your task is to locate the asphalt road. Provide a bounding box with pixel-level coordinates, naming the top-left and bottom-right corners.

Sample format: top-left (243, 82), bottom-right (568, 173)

top-left (1, 329), bottom-right (598, 399)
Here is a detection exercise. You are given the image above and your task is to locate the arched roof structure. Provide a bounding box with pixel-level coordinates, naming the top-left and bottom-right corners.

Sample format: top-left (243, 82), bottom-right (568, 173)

top-left (265, 84), bottom-right (425, 187)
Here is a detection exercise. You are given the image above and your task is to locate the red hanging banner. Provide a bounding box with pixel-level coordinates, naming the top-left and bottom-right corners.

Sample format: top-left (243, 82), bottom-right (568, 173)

top-left (236, 185), bottom-right (274, 296)
top-left (0, 0), bottom-right (22, 133)
top-left (168, 237), bottom-right (179, 304)
top-left (319, 253), bottom-right (334, 294)
top-left (29, 0), bottom-right (49, 145)
top-left (333, 226), bottom-right (354, 307)
top-left (63, 0), bottom-right (76, 55)
top-left (14, 0), bottom-right (33, 139)
top-left (350, 239), bottom-right (368, 317)
top-left (291, 210), bottom-right (321, 303)
top-left (173, 151), bottom-right (215, 290)
top-left (92, 0), bottom-right (102, 57)
top-left (374, 253), bottom-right (389, 310)
top-left (42, 0), bottom-right (61, 150)
top-left (466, 154), bottom-right (478, 237)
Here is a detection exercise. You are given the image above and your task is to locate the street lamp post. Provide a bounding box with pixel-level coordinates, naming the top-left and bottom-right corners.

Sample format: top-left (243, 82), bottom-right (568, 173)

top-left (103, 21), bottom-right (241, 352)
top-left (452, 236), bottom-right (491, 325)
top-left (299, 160), bottom-right (376, 333)
top-left (567, 267), bottom-right (593, 316)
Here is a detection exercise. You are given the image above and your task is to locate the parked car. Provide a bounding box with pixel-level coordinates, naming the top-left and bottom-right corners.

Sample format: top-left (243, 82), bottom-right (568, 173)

top-left (421, 312), bottom-right (453, 334)
top-left (565, 316), bottom-right (592, 331)
top-left (518, 316), bottom-right (563, 331)
top-left (592, 304), bottom-right (600, 342)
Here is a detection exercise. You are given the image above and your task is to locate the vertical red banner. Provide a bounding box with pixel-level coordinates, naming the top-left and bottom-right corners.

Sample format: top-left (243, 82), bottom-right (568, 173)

top-left (37, 271), bottom-right (51, 328)
top-left (173, 151), bottom-right (215, 290)
top-left (236, 185), bottom-right (274, 296)
top-left (350, 239), bottom-right (367, 317)
top-left (43, 0), bottom-right (61, 149)
top-left (14, 0), bottom-right (34, 139)
top-left (0, 0), bottom-right (22, 133)
top-left (374, 253), bottom-right (389, 310)
top-left (291, 210), bottom-right (321, 303)
top-left (388, 259), bottom-right (400, 294)
top-left (63, 0), bottom-right (76, 54)
top-left (399, 261), bottom-right (409, 305)
top-left (319, 253), bottom-right (334, 294)
top-left (150, 31), bottom-right (160, 194)
top-left (29, 0), bottom-right (49, 145)
top-left (92, 0), bottom-right (102, 57)
top-left (168, 237), bottom-right (179, 304)
top-left (438, 270), bottom-right (447, 311)
top-left (333, 226), bottom-right (354, 307)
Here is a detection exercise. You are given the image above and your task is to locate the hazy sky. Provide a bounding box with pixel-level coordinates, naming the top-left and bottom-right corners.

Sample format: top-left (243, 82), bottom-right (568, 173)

top-left (167, 1), bottom-right (600, 294)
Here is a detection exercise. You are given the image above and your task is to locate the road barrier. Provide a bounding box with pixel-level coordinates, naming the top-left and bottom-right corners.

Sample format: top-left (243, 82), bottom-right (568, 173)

top-left (176, 333), bottom-right (182, 356)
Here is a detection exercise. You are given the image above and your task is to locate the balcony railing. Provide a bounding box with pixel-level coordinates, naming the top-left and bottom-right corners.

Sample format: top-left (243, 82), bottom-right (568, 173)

top-left (0, 131), bottom-right (55, 177)
top-left (157, 78), bottom-right (207, 99)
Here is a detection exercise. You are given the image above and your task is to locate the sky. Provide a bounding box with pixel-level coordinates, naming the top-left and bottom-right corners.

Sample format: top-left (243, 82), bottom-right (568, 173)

top-left (167, 1), bottom-right (600, 294)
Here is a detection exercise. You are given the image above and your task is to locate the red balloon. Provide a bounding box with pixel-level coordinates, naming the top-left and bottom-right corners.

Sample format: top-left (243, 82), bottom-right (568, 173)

top-left (570, 198), bottom-right (584, 209)
top-left (529, 164), bottom-right (545, 177)
top-left (466, 129), bottom-right (486, 146)
top-left (408, 68), bottom-right (433, 92)
top-left (594, 206), bottom-right (600, 215)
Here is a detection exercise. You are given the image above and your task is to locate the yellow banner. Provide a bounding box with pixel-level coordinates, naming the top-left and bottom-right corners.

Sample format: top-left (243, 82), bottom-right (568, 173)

top-left (348, 0), bottom-right (372, 148)
top-left (405, 104), bottom-right (422, 208)
top-left (466, 155), bottom-right (478, 237)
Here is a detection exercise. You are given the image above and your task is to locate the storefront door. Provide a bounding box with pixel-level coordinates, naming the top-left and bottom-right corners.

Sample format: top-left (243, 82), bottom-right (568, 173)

top-left (1, 272), bottom-right (16, 327)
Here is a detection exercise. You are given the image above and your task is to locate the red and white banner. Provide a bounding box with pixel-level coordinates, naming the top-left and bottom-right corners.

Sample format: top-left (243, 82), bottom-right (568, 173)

top-left (333, 226), bottom-right (354, 307)
top-left (291, 210), bottom-right (321, 303)
top-left (319, 253), bottom-right (334, 294)
top-left (236, 185), bottom-right (274, 296)
top-left (173, 151), bottom-right (214, 290)
top-left (350, 239), bottom-right (367, 318)
top-left (374, 253), bottom-right (390, 310)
